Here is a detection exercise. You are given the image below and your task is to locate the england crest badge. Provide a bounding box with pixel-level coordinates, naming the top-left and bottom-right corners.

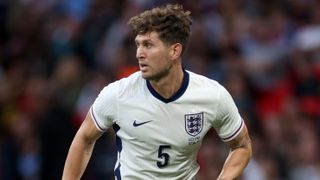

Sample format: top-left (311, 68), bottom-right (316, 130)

top-left (185, 112), bottom-right (203, 136)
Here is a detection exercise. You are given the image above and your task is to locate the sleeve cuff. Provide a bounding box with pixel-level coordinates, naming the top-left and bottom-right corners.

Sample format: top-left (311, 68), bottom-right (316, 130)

top-left (90, 106), bottom-right (107, 132)
top-left (220, 118), bottom-right (244, 142)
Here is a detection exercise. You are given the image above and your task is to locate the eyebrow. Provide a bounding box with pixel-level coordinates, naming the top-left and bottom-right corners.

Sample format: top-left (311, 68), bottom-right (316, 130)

top-left (135, 37), bottom-right (153, 43)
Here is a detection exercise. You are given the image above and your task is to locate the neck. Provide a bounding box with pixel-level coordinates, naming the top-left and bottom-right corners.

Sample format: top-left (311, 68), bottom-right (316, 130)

top-left (149, 67), bottom-right (184, 99)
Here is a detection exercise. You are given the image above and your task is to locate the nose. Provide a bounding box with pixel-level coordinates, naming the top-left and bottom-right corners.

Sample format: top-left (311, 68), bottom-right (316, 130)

top-left (136, 47), bottom-right (145, 60)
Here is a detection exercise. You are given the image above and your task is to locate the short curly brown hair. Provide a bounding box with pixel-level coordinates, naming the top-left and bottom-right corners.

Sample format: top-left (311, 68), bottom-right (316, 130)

top-left (128, 4), bottom-right (192, 52)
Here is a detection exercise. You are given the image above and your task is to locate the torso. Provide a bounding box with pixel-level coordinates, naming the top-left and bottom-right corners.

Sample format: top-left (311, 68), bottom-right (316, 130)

top-left (91, 70), bottom-right (243, 179)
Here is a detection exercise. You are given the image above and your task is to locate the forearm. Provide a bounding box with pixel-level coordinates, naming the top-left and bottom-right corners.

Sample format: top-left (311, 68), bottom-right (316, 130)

top-left (217, 146), bottom-right (251, 180)
top-left (62, 133), bottom-right (96, 180)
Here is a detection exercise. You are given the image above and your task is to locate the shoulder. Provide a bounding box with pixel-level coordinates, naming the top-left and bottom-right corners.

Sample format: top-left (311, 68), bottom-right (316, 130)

top-left (100, 71), bottom-right (144, 98)
top-left (186, 70), bottom-right (230, 103)
top-left (115, 71), bottom-right (142, 86)
top-left (187, 70), bottom-right (223, 91)
top-left (97, 71), bottom-right (142, 96)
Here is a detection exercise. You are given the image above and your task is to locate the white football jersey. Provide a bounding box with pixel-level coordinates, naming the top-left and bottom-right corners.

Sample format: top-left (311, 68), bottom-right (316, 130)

top-left (90, 70), bottom-right (243, 180)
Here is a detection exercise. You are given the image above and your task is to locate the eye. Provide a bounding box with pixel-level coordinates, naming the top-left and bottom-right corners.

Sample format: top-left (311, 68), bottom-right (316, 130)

top-left (135, 42), bottom-right (140, 48)
top-left (145, 43), bottom-right (153, 48)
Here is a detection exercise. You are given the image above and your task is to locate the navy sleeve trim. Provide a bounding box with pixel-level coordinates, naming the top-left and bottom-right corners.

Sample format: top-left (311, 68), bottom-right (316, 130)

top-left (221, 119), bottom-right (244, 142)
top-left (90, 106), bottom-right (106, 132)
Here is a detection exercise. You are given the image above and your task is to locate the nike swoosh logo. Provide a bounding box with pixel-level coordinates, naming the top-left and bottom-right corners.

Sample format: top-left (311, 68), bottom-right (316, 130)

top-left (133, 120), bottom-right (152, 127)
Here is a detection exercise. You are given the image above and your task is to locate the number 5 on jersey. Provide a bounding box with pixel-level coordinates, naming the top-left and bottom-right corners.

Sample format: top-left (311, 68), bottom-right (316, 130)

top-left (157, 145), bottom-right (171, 168)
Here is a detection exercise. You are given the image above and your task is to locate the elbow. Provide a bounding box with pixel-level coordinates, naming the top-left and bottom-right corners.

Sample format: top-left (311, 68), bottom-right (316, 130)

top-left (245, 139), bottom-right (253, 163)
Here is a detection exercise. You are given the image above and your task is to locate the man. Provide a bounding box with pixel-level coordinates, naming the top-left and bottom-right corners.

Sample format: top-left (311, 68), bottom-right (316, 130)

top-left (62, 4), bottom-right (252, 180)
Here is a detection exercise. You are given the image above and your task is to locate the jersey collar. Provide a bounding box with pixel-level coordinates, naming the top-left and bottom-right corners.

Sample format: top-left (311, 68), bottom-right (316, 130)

top-left (146, 69), bottom-right (189, 103)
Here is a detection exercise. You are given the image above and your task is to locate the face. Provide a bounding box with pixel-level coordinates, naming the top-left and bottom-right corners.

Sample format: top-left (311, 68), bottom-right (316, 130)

top-left (135, 31), bottom-right (173, 81)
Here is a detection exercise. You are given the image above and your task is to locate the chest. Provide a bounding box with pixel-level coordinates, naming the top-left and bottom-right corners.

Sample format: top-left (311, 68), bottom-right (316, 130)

top-left (115, 96), bottom-right (214, 151)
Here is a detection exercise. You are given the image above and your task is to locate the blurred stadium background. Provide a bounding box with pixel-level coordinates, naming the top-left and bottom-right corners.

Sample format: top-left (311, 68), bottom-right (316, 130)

top-left (0, 0), bottom-right (319, 179)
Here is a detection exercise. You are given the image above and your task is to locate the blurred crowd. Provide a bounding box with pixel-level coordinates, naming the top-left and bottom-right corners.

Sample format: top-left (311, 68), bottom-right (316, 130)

top-left (0, 0), bottom-right (320, 179)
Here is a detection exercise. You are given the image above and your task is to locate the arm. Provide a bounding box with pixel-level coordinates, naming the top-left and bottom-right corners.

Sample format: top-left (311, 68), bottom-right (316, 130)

top-left (217, 124), bottom-right (252, 180)
top-left (62, 111), bottom-right (104, 180)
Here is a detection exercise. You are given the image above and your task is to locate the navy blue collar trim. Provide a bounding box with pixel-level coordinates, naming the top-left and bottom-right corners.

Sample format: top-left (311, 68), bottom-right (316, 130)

top-left (146, 70), bottom-right (189, 103)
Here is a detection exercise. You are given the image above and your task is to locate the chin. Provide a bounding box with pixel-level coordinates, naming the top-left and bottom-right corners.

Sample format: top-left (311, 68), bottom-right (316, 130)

top-left (142, 73), bottom-right (159, 81)
top-left (141, 72), bottom-right (151, 80)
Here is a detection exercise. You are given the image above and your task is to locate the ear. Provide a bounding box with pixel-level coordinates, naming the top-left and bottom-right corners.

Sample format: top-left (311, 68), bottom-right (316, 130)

top-left (169, 43), bottom-right (183, 60)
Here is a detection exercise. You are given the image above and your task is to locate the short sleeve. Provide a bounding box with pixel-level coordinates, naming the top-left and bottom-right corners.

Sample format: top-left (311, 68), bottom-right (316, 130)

top-left (90, 82), bottom-right (118, 132)
top-left (213, 85), bottom-right (244, 142)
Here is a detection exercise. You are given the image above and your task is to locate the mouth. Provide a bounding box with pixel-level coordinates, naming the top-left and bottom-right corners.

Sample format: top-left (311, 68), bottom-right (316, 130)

top-left (139, 63), bottom-right (148, 72)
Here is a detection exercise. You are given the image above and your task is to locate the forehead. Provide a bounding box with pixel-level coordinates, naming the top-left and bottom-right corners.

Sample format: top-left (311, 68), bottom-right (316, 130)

top-left (135, 31), bottom-right (161, 43)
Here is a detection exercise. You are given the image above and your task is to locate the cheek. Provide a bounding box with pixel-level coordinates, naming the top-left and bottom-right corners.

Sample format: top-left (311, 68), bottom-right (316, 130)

top-left (154, 51), bottom-right (170, 64)
top-left (154, 57), bottom-right (169, 70)
top-left (148, 49), bottom-right (171, 69)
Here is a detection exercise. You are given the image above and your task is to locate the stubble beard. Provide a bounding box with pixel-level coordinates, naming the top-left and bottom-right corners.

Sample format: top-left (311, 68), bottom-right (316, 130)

top-left (142, 63), bottom-right (172, 82)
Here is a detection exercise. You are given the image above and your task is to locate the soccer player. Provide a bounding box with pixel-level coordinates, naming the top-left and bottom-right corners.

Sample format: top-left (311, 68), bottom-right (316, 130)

top-left (62, 4), bottom-right (252, 180)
